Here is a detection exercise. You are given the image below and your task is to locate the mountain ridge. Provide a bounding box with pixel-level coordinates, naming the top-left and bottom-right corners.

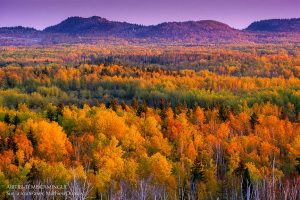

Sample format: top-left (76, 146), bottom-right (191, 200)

top-left (43, 16), bottom-right (144, 36)
top-left (1, 16), bottom-right (300, 45)
top-left (2, 17), bottom-right (300, 34)
top-left (246, 18), bottom-right (300, 32)
top-left (43, 16), bottom-right (239, 38)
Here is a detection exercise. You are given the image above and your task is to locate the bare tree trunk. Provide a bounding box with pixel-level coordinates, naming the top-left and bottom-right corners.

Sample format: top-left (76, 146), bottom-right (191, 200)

top-left (67, 169), bottom-right (92, 200)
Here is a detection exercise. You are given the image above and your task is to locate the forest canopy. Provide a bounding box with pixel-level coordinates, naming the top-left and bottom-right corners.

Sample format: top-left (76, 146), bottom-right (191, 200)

top-left (0, 44), bottom-right (299, 199)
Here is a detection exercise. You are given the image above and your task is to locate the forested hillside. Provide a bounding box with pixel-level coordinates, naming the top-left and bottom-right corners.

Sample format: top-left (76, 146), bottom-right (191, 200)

top-left (0, 44), bottom-right (299, 199)
top-left (246, 18), bottom-right (300, 32)
top-left (1, 17), bottom-right (300, 45)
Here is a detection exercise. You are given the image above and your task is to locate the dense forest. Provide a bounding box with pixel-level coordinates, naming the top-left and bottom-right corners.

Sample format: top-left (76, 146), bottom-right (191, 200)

top-left (0, 44), bottom-right (299, 199)
top-left (1, 44), bottom-right (300, 76)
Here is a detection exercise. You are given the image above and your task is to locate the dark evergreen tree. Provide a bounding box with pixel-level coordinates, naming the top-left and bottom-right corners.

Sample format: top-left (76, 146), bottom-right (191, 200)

top-left (159, 98), bottom-right (165, 110)
top-left (234, 162), bottom-right (252, 200)
top-left (12, 115), bottom-right (20, 126)
top-left (4, 114), bottom-right (10, 124)
top-left (190, 155), bottom-right (205, 199)
top-left (136, 101), bottom-right (147, 117)
top-left (120, 101), bottom-right (127, 110)
top-left (131, 98), bottom-right (138, 110)
top-left (109, 99), bottom-right (118, 111)
top-left (191, 157), bottom-right (205, 183)
top-left (250, 112), bottom-right (259, 130)
top-left (26, 164), bottom-right (40, 184)
top-left (218, 105), bottom-right (230, 121)
top-left (46, 107), bottom-right (58, 122)
top-left (7, 135), bottom-right (17, 153)
top-left (296, 157), bottom-right (300, 174)
top-left (27, 129), bottom-right (38, 149)
top-left (57, 103), bottom-right (64, 116)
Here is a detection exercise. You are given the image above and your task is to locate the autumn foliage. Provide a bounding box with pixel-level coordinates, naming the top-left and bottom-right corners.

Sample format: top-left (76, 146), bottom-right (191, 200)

top-left (0, 44), bottom-right (299, 199)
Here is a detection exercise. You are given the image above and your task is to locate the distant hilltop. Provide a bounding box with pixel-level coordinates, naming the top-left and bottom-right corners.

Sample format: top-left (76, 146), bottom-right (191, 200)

top-left (43, 16), bottom-right (237, 36)
top-left (245, 18), bottom-right (300, 32)
top-left (1, 16), bottom-right (300, 45)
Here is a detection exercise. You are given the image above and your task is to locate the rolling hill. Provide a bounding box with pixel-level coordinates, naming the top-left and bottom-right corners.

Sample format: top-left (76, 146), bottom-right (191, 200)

top-left (246, 18), bottom-right (300, 32)
top-left (44, 16), bottom-right (143, 37)
top-left (44, 16), bottom-right (239, 39)
top-left (1, 17), bottom-right (300, 45)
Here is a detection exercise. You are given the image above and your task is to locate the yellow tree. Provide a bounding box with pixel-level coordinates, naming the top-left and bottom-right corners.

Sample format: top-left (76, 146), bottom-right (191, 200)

top-left (26, 120), bottom-right (72, 162)
top-left (92, 134), bottom-right (124, 194)
top-left (92, 107), bottom-right (127, 140)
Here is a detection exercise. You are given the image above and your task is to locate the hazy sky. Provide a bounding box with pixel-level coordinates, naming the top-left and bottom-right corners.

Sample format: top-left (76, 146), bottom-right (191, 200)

top-left (1, 0), bottom-right (299, 30)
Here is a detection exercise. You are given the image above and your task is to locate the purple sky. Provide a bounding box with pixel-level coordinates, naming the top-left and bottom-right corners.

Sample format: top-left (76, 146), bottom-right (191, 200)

top-left (1, 0), bottom-right (299, 30)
